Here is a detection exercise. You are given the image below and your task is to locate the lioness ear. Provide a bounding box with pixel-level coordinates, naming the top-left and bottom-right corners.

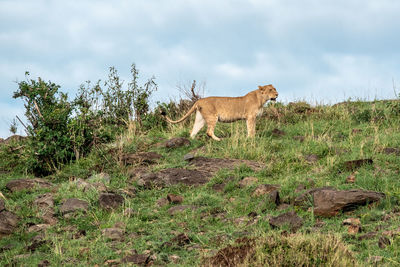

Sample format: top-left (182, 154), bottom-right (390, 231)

top-left (258, 85), bottom-right (266, 91)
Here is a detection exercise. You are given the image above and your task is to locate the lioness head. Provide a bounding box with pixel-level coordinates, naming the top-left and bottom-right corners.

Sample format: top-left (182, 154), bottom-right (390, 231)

top-left (258, 84), bottom-right (278, 101)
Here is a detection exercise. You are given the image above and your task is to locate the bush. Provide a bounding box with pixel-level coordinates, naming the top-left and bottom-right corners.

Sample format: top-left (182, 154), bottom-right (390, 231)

top-left (13, 73), bottom-right (74, 175)
top-left (12, 65), bottom-right (158, 176)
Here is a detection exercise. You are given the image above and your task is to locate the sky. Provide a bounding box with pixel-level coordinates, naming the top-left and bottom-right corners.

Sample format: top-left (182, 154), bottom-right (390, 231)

top-left (1, 0), bottom-right (400, 138)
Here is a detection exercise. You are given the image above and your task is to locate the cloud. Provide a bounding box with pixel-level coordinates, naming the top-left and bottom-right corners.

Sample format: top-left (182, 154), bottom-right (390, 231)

top-left (1, 0), bottom-right (400, 137)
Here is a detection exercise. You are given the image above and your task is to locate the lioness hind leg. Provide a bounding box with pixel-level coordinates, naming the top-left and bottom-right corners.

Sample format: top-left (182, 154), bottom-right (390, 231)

top-left (190, 111), bottom-right (205, 139)
top-left (205, 116), bottom-right (221, 141)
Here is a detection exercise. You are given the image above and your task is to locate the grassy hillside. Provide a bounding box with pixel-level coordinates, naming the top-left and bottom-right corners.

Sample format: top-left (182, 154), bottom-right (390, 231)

top-left (0, 100), bottom-right (400, 266)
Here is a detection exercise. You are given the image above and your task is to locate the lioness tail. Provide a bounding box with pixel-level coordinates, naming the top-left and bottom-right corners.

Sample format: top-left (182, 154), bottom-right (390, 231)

top-left (162, 102), bottom-right (198, 124)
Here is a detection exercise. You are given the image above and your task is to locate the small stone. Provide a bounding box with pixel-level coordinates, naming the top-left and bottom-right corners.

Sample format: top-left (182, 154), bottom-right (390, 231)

top-left (156, 197), bottom-right (169, 207)
top-left (304, 154), bottom-right (319, 164)
top-left (6, 178), bottom-right (53, 192)
top-left (0, 211), bottom-right (19, 237)
top-left (383, 147), bottom-right (400, 155)
top-left (168, 205), bottom-right (195, 215)
top-left (28, 224), bottom-right (50, 233)
top-left (122, 254), bottom-right (149, 265)
top-left (34, 193), bottom-right (54, 210)
top-left (343, 159), bottom-right (373, 171)
top-left (167, 194), bottom-right (184, 204)
top-left (38, 260), bottom-right (51, 267)
top-left (269, 211), bottom-right (303, 232)
top-left (60, 198), bottom-right (89, 215)
top-left (378, 236), bottom-right (391, 249)
top-left (99, 193), bottom-right (124, 210)
top-left (171, 233), bottom-right (191, 246)
top-left (164, 137), bottom-right (191, 148)
top-left (272, 128), bottom-right (285, 137)
top-left (183, 153), bottom-right (195, 161)
top-left (252, 184), bottom-right (280, 205)
top-left (102, 228), bottom-right (125, 241)
top-left (358, 232), bottom-right (377, 240)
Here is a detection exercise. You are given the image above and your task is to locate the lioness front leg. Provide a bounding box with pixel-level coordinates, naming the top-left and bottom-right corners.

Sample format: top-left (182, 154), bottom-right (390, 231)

top-left (246, 117), bottom-right (256, 137)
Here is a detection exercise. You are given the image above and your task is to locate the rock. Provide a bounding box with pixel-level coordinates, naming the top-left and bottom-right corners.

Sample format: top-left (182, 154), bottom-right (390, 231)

top-left (27, 233), bottom-right (47, 252)
top-left (102, 228), bottom-right (125, 241)
top-left (164, 137), bottom-right (191, 148)
top-left (99, 193), bottom-right (124, 210)
top-left (27, 224), bottom-right (50, 233)
top-left (60, 198), bottom-right (89, 215)
top-left (6, 178), bottom-right (53, 192)
top-left (304, 154), bottom-right (319, 164)
top-left (378, 236), bottom-right (391, 249)
top-left (34, 193), bottom-right (54, 210)
top-left (252, 184), bottom-right (280, 205)
top-left (167, 194), bottom-right (183, 204)
top-left (156, 197), bottom-right (169, 207)
top-left (138, 168), bottom-right (209, 188)
top-left (0, 199), bottom-right (5, 212)
top-left (0, 211), bottom-right (19, 237)
top-left (37, 260), bottom-right (51, 267)
top-left (271, 128), bottom-right (285, 137)
top-left (138, 157), bottom-right (264, 189)
top-left (269, 211), bottom-right (303, 232)
top-left (189, 156), bottom-right (264, 175)
top-left (122, 254), bottom-right (149, 265)
top-left (168, 205), bottom-right (196, 215)
top-left (75, 178), bottom-right (107, 192)
top-left (343, 159), bottom-right (373, 171)
top-left (239, 177), bottom-right (258, 188)
top-left (358, 231), bottom-right (377, 240)
top-left (119, 186), bottom-right (136, 198)
top-left (294, 186), bottom-right (336, 206)
top-left (41, 211), bottom-right (58, 225)
top-left (382, 147), bottom-right (400, 155)
top-left (311, 189), bottom-right (385, 217)
top-left (170, 233), bottom-right (191, 246)
top-left (127, 167), bottom-right (148, 180)
top-left (183, 153), bottom-right (195, 161)
top-left (122, 152), bottom-right (162, 165)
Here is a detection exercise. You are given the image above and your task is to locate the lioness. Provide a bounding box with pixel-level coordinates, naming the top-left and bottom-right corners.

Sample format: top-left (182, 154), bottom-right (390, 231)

top-left (162, 84), bottom-right (278, 141)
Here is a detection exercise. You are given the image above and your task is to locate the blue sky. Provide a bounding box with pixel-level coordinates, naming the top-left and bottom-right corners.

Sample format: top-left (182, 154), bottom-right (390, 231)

top-left (1, 0), bottom-right (400, 138)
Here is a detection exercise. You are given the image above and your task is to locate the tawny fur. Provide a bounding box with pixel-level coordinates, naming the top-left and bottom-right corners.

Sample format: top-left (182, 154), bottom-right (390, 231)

top-left (163, 84), bottom-right (278, 141)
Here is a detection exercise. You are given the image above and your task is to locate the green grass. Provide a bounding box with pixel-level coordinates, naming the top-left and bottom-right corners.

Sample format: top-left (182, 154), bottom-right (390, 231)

top-left (1, 100), bottom-right (400, 266)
